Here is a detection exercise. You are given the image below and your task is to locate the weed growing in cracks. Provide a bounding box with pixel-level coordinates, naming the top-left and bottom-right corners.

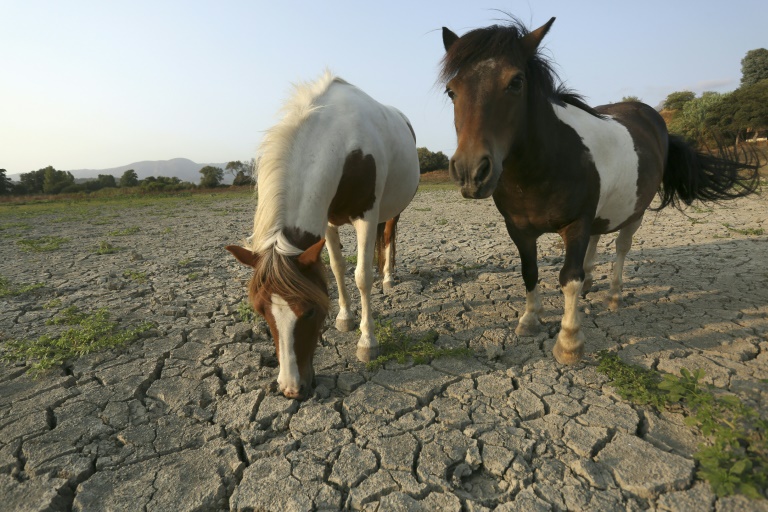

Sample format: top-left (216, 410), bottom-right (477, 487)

top-left (2, 307), bottom-right (153, 376)
top-left (596, 351), bottom-right (767, 499)
top-left (365, 320), bottom-right (471, 370)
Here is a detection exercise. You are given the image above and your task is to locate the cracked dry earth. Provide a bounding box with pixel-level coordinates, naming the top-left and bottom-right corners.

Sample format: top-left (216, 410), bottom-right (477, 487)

top-left (1, 189), bottom-right (767, 512)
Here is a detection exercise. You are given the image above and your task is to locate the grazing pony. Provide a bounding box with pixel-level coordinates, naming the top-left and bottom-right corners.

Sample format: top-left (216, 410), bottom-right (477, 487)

top-left (227, 71), bottom-right (419, 398)
top-left (439, 17), bottom-right (759, 364)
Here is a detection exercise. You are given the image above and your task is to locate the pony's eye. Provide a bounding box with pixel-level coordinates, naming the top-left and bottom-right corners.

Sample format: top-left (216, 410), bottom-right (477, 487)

top-left (506, 75), bottom-right (524, 93)
top-left (445, 88), bottom-right (455, 100)
top-left (302, 308), bottom-right (316, 320)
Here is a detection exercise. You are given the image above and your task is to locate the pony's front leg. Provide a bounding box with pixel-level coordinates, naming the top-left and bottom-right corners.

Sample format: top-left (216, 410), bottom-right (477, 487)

top-left (553, 223), bottom-right (590, 364)
top-left (352, 218), bottom-right (379, 362)
top-left (507, 226), bottom-right (542, 336)
top-left (326, 225), bottom-right (355, 332)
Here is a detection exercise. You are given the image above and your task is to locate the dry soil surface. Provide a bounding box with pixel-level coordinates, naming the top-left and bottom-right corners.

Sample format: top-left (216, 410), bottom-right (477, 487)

top-left (1, 189), bottom-right (767, 511)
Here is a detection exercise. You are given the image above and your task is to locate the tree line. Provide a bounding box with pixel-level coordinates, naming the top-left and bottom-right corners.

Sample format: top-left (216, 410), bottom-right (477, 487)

top-left (0, 159), bottom-right (257, 196)
top-left (658, 48), bottom-right (768, 146)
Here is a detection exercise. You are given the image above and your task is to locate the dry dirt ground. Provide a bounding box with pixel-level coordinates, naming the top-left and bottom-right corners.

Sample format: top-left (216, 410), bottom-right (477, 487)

top-left (1, 187), bottom-right (767, 511)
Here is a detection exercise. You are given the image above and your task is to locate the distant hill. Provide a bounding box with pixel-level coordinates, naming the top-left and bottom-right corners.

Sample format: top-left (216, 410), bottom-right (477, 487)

top-left (9, 158), bottom-right (233, 184)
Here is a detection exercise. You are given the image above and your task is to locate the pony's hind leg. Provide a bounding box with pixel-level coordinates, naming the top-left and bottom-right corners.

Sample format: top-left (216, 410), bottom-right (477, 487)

top-left (582, 234), bottom-right (600, 296)
top-left (377, 215), bottom-right (399, 293)
top-left (607, 218), bottom-right (642, 311)
top-left (352, 218), bottom-right (379, 362)
top-left (326, 224), bottom-right (355, 332)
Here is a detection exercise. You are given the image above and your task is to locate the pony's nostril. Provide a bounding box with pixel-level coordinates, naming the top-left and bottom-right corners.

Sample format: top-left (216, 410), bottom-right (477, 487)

top-left (474, 157), bottom-right (491, 183)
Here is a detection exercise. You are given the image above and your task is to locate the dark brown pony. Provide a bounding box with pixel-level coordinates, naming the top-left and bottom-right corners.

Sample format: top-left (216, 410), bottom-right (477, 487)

top-left (440, 17), bottom-right (759, 364)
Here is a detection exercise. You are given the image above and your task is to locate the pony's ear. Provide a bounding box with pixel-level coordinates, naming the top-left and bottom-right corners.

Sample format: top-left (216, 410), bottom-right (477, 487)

top-left (442, 27), bottom-right (459, 52)
top-left (226, 245), bottom-right (259, 267)
top-left (297, 239), bottom-right (326, 268)
top-left (521, 17), bottom-right (555, 56)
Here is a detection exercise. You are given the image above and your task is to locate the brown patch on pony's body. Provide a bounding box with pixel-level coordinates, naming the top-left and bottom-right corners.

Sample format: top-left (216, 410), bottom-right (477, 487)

top-left (328, 149), bottom-right (377, 226)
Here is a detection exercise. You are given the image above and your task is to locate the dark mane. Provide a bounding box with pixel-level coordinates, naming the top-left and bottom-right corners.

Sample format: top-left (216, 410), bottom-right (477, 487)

top-left (440, 17), bottom-right (603, 118)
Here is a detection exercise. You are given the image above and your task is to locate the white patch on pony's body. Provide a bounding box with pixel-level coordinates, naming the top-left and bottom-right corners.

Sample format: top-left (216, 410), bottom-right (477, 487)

top-left (270, 294), bottom-right (300, 394)
top-left (553, 103), bottom-right (640, 231)
top-left (250, 69), bottom-right (419, 257)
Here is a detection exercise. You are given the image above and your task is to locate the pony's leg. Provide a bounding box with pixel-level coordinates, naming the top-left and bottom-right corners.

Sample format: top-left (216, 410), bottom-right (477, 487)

top-left (380, 216), bottom-right (398, 293)
top-left (326, 224), bottom-right (355, 332)
top-left (582, 234), bottom-right (601, 295)
top-left (506, 224), bottom-right (542, 336)
top-left (553, 221), bottom-right (590, 365)
top-left (607, 217), bottom-right (642, 311)
top-left (352, 218), bottom-right (379, 362)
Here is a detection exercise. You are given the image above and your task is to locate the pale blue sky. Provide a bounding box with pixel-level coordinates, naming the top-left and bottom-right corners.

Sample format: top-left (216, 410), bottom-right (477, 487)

top-left (1, 1), bottom-right (764, 175)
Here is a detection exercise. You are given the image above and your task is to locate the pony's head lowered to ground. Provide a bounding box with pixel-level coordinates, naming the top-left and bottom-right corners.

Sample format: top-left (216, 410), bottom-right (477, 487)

top-left (226, 241), bottom-right (329, 399)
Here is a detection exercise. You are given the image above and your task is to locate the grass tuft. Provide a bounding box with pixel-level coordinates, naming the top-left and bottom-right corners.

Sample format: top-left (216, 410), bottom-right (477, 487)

top-left (16, 236), bottom-right (69, 252)
top-left (597, 351), bottom-right (767, 499)
top-left (2, 307), bottom-right (153, 376)
top-left (95, 241), bottom-right (120, 254)
top-left (0, 275), bottom-right (45, 298)
top-left (366, 320), bottom-right (471, 371)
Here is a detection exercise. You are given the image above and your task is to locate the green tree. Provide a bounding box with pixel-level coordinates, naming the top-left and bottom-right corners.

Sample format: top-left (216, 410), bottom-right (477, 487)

top-left (97, 174), bottom-right (117, 188)
top-left (417, 147), bottom-right (449, 173)
top-left (709, 79), bottom-right (768, 143)
top-left (740, 48), bottom-right (768, 88)
top-left (621, 95), bottom-right (642, 103)
top-left (668, 92), bottom-right (725, 144)
top-left (42, 166), bottom-right (74, 194)
top-left (232, 170), bottom-right (252, 186)
top-left (119, 169), bottom-right (139, 187)
top-left (18, 169), bottom-right (46, 194)
top-left (0, 169), bottom-right (11, 195)
top-left (663, 91), bottom-right (696, 111)
top-left (199, 166), bottom-right (224, 188)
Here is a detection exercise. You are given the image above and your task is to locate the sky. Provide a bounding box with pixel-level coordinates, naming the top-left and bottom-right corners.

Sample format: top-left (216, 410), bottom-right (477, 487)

top-left (1, 0), bottom-right (765, 175)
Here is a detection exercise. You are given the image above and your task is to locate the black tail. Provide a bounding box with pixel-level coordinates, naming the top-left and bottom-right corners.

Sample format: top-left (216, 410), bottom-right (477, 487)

top-left (374, 215), bottom-right (398, 275)
top-left (656, 135), bottom-right (760, 210)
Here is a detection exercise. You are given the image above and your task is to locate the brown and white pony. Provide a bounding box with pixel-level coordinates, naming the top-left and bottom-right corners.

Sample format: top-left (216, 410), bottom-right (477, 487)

top-left (439, 17), bottom-right (759, 364)
top-left (227, 71), bottom-right (419, 399)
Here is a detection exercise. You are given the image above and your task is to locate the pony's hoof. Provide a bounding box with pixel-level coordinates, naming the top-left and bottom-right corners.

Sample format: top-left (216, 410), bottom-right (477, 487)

top-left (605, 294), bottom-right (621, 311)
top-left (515, 316), bottom-right (541, 336)
top-left (356, 345), bottom-right (379, 363)
top-left (553, 342), bottom-right (584, 365)
top-left (336, 317), bottom-right (356, 332)
top-left (382, 280), bottom-right (394, 294)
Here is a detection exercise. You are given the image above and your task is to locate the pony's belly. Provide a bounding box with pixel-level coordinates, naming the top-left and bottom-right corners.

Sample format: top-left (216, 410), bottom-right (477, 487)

top-left (378, 170), bottom-right (420, 222)
top-left (595, 192), bottom-right (638, 232)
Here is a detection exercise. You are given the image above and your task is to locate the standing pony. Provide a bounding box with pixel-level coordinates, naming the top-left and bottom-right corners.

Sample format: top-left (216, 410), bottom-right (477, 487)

top-left (227, 71), bottom-right (419, 398)
top-left (439, 17), bottom-right (759, 364)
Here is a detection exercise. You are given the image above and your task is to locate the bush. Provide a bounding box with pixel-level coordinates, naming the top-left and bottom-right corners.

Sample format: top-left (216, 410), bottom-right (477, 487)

top-left (417, 147), bottom-right (449, 173)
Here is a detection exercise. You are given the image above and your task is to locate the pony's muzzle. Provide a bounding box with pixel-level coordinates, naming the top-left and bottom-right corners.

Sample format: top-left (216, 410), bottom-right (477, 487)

top-left (451, 154), bottom-right (495, 199)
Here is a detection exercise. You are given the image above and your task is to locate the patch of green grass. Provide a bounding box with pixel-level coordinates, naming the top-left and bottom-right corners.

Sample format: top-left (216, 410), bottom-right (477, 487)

top-left (413, 207), bottom-right (432, 212)
top-left (108, 226), bottom-right (140, 236)
top-left (436, 218), bottom-right (448, 226)
top-left (0, 222), bottom-right (31, 231)
top-left (43, 298), bottom-right (62, 309)
top-left (178, 258), bottom-right (192, 267)
top-left (0, 275), bottom-right (45, 298)
top-left (237, 300), bottom-right (258, 323)
top-left (187, 272), bottom-right (200, 281)
top-left (597, 351), bottom-right (767, 499)
top-left (722, 223), bottom-right (764, 236)
top-left (345, 254), bottom-right (357, 265)
top-left (122, 270), bottom-right (147, 283)
top-left (16, 236), bottom-right (69, 252)
top-left (95, 241), bottom-right (119, 254)
top-left (366, 320), bottom-right (472, 371)
top-left (2, 307), bottom-right (153, 376)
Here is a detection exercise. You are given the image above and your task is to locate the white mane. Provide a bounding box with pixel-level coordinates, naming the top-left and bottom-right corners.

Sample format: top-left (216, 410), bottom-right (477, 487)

top-left (250, 69), bottom-right (342, 255)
